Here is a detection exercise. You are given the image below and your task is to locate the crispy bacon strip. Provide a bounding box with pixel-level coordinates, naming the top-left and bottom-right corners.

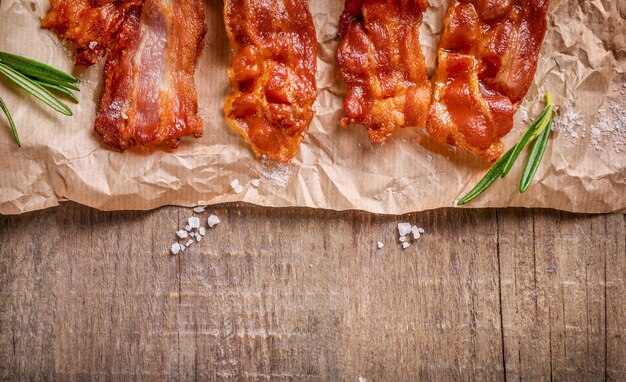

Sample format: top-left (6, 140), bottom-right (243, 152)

top-left (427, 0), bottom-right (549, 162)
top-left (94, 0), bottom-right (206, 149)
top-left (42, 0), bottom-right (140, 67)
top-left (224, 0), bottom-right (317, 162)
top-left (337, 0), bottom-right (432, 143)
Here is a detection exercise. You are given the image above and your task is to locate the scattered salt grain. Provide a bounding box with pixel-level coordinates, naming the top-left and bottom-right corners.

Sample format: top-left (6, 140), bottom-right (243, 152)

top-left (418, 228), bottom-right (425, 234)
top-left (377, 241), bottom-right (385, 249)
top-left (250, 179), bottom-right (260, 187)
top-left (88, 41), bottom-right (97, 49)
top-left (180, 244), bottom-right (186, 252)
top-left (121, 110), bottom-right (128, 120)
top-left (190, 232), bottom-right (196, 238)
top-left (208, 214), bottom-right (220, 228)
top-left (411, 226), bottom-right (421, 240)
top-left (193, 206), bottom-right (205, 213)
top-left (196, 235), bottom-right (202, 242)
top-left (176, 230), bottom-right (188, 239)
top-left (553, 102), bottom-right (585, 144)
top-left (230, 179), bottom-right (243, 194)
top-left (397, 223), bottom-right (412, 237)
top-left (188, 216), bottom-right (200, 229)
top-left (402, 242), bottom-right (411, 249)
top-left (592, 101), bottom-right (626, 154)
top-left (261, 158), bottom-right (291, 188)
top-left (184, 224), bottom-right (192, 231)
top-left (199, 227), bottom-right (206, 236)
top-left (185, 239), bottom-right (194, 247)
top-left (399, 236), bottom-right (407, 243)
top-left (171, 243), bottom-right (181, 255)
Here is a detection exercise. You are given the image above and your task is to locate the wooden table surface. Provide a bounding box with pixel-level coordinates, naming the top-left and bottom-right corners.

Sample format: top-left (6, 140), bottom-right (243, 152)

top-left (0, 203), bottom-right (624, 381)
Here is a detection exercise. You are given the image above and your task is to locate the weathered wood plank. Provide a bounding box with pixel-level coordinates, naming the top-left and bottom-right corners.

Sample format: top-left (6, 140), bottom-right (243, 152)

top-left (0, 205), bottom-right (181, 381)
top-left (0, 203), bottom-right (624, 381)
top-left (498, 210), bottom-right (626, 381)
top-left (605, 214), bottom-right (626, 381)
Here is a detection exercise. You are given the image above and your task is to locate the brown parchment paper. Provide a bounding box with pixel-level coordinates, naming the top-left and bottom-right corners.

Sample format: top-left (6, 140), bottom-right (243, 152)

top-left (0, 0), bottom-right (624, 215)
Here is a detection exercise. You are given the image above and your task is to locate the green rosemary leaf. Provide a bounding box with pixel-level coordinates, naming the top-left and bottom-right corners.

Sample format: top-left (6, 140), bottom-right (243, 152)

top-left (501, 107), bottom-right (550, 177)
top-left (0, 62), bottom-right (72, 116)
top-left (0, 95), bottom-right (19, 147)
top-left (519, 119), bottom-right (552, 193)
top-left (456, 148), bottom-right (515, 205)
top-left (33, 79), bottom-right (79, 104)
top-left (501, 92), bottom-right (553, 177)
top-left (0, 51), bottom-right (78, 89)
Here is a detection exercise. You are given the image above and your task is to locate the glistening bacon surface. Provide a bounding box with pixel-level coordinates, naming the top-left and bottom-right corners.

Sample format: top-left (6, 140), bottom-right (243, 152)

top-left (94, 0), bottom-right (206, 150)
top-left (42, 0), bottom-right (141, 67)
top-left (224, 0), bottom-right (317, 162)
top-left (427, 0), bottom-right (549, 162)
top-left (337, 0), bottom-right (432, 143)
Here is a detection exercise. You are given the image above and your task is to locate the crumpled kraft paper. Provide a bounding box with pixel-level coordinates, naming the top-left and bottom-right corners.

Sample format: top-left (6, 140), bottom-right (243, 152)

top-left (0, 0), bottom-right (624, 215)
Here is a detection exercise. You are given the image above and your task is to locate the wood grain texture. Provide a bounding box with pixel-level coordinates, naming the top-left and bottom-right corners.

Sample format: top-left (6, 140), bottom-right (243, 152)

top-left (0, 204), bottom-right (624, 381)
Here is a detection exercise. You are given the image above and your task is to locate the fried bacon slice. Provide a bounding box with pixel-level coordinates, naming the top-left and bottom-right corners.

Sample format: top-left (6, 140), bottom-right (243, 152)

top-left (337, 0), bottom-right (432, 143)
top-left (94, 0), bottom-right (206, 149)
top-left (427, 0), bottom-right (549, 162)
top-left (42, 0), bottom-right (141, 67)
top-left (224, 0), bottom-right (317, 162)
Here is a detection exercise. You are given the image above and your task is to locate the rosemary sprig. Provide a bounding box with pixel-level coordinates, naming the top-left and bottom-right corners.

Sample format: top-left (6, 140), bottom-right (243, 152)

top-left (520, 119), bottom-right (552, 192)
top-left (456, 148), bottom-right (515, 205)
top-left (501, 92), bottom-right (553, 177)
top-left (0, 51), bottom-right (79, 146)
top-left (33, 79), bottom-right (79, 104)
top-left (0, 51), bottom-right (78, 89)
top-left (457, 91), bottom-right (554, 206)
top-left (0, 63), bottom-right (72, 116)
top-left (0, 96), bottom-right (19, 147)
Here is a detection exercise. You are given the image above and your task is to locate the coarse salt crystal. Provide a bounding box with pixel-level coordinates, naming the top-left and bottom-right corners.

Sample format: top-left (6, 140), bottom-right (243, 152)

top-left (196, 235), bottom-right (201, 242)
top-left (199, 227), bottom-right (206, 236)
top-left (231, 179), bottom-right (243, 193)
top-left (208, 214), bottom-right (220, 228)
top-left (402, 242), bottom-right (411, 249)
top-left (250, 179), bottom-right (260, 187)
top-left (184, 224), bottom-right (192, 231)
top-left (188, 216), bottom-right (200, 229)
top-left (418, 228), bottom-right (425, 234)
top-left (180, 244), bottom-right (186, 252)
top-left (190, 232), bottom-right (196, 238)
top-left (398, 223), bottom-right (412, 237)
top-left (377, 241), bottom-right (385, 249)
top-left (185, 239), bottom-right (194, 247)
top-left (171, 243), bottom-right (181, 255)
top-left (193, 206), bottom-right (205, 213)
top-left (411, 226), bottom-right (421, 240)
top-left (399, 236), bottom-right (407, 242)
top-left (88, 41), bottom-right (97, 49)
top-left (176, 230), bottom-right (188, 239)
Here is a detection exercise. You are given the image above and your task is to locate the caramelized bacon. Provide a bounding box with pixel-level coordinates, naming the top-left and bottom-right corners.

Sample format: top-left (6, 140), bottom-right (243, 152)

top-left (94, 0), bottom-right (206, 149)
top-left (337, 0), bottom-right (432, 143)
top-left (427, 0), bottom-right (549, 162)
top-left (42, 0), bottom-right (140, 67)
top-left (224, 0), bottom-right (317, 162)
